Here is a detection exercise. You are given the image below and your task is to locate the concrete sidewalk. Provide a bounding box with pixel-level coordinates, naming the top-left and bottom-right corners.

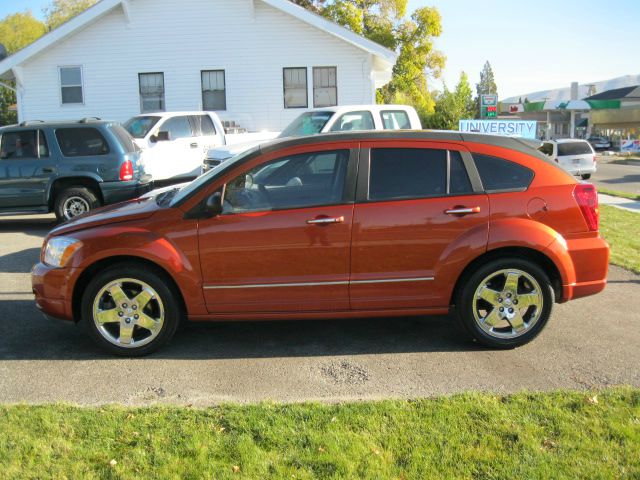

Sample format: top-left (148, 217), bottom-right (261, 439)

top-left (599, 193), bottom-right (640, 213)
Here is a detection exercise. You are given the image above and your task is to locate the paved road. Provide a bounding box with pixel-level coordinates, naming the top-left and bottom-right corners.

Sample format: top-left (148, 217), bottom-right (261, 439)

top-left (0, 215), bottom-right (639, 405)
top-left (592, 161), bottom-right (640, 195)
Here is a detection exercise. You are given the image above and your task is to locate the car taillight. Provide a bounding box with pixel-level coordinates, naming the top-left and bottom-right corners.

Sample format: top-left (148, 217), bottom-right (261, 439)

top-left (119, 159), bottom-right (133, 181)
top-left (573, 183), bottom-right (599, 231)
top-left (593, 155), bottom-right (597, 163)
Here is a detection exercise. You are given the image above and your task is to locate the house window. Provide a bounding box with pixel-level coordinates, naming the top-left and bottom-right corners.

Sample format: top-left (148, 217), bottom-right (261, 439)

top-left (283, 67), bottom-right (308, 108)
top-left (139, 72), bottom-right (165, 113)
top-left (202, 70), bottom-right (226, 111)
top-left (59, 66), bottom-right (83, 104)
top-left (313, 67), bottom-right (337, 107)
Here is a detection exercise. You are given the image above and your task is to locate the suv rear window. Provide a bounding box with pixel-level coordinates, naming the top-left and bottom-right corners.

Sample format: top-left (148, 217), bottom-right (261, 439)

top-left (55, 128), bottom-right (109, 157)
top-left (558, 142), bottom-right (593, 156)
top-left (474, 154), bottom-right (534, 191)
top-left (109, 124), bottom-right (138, 153)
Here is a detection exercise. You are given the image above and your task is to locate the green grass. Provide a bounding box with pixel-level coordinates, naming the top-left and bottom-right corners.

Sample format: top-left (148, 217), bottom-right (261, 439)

top-left (1, 388), bottom-right (638, 479)
top-left (598, 188), bottom-right (640, 201)
top-left (600, 205), bottom-right (640, 273)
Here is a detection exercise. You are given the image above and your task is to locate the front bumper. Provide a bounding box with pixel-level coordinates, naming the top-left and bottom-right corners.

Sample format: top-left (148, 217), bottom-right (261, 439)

top-left (100, 177), bottom-right (153, 205)
top-left (31, 262), bottom-right (77, 322)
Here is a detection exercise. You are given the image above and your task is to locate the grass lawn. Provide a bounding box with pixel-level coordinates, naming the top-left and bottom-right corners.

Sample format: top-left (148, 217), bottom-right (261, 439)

top-left (600, 205), bottom-right (640, 274)
top-left (1, 388), bottom-right (638, 479)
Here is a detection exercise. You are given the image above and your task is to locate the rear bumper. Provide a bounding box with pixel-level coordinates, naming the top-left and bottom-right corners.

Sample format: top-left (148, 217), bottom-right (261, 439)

top-left (31, 262), bottom-right (77, 322)
top-left (562, 235), bottom-right (610, 301)
top-left (564, 165), bottom-right (597, 176)
top-left (100, 177), bottom-right (153, 205)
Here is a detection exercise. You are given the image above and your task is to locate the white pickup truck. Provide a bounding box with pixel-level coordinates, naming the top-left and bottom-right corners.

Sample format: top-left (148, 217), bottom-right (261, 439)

top-left (123, 111), bottom-right (277, 182)
top-left (203, 104), bottom-right (422, 172)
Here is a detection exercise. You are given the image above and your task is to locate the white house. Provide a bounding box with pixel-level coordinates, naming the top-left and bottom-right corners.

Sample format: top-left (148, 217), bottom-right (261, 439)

top-left (0, 0), bottom-right (397, 131)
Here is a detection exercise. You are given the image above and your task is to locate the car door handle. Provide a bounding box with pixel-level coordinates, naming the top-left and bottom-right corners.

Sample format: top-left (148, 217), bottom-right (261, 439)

top-left (444, 206), bottom-right (481, 215)
top-left (306, 216), bottom-right (344, 225)
top-left (190, 142), bottom-right (198, 148)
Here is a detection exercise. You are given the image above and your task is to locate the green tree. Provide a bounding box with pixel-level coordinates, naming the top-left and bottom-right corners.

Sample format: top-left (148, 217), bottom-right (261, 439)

top-left (474, 60), bottom-right (498, 118)
top-left (44, 0), bottom-right (98, 31)
top-left (0, 11), bottom-right (47, 125)
top-left (424, 71), bottom-right (474, 130)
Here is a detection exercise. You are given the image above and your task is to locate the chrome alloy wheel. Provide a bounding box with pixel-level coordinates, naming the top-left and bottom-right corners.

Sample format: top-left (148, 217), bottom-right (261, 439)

top-left (472, 268), bottom-right (544, 339)
top-left (92, 278), bottom-right (165, 348)
top-left (63, 196), bottom-right (90, 219)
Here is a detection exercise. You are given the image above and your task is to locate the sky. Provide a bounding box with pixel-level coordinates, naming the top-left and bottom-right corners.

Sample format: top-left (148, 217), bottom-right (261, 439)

top-left (1, 0), bottom-right (639, 99)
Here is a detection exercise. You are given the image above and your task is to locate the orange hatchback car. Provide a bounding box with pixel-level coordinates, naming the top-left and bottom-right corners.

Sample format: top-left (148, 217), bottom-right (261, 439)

top-left (32, 131), bottom-right (609, 356)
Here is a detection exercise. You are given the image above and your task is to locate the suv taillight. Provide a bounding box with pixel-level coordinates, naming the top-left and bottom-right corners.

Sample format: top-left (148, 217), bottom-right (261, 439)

top-left (119, 159), bottom-right (133, 181)
top-left (573, 183), bottom-right (599, 231)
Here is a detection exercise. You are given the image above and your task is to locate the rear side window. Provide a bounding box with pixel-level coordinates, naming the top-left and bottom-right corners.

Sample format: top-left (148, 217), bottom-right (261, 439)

top-left (109, 124), bottom-right (138, 153)
top-left (558, 142), bottom-right (593, 156)
top-left (369, 148), bottom-right (447, 201)
top-left (330, 111), bottom-right (375, 132)
top-left (538, 142), bottom-right (554, 156)
top-left (474, 154), bottom-right (534, 191)
top-left (191, 115), bottom-right (216, 136)
top-left (380, 110), bottom-right (411, 130)
top-left (449, 151), bottom-right (473, 194)
top-left (55, 128), bottom-right (109, 157)
top-left (159, 116), bottom-right (192, 140)
top-left (1, 130), bottom-right (49, 159)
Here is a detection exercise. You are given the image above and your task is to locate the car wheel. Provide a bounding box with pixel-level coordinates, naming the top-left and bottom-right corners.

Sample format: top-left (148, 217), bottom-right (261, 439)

top-left (455, 258), bottom-right (554, 349)
top-left (581, 174), bottom-right (591, 180)
top-left (81, 263), bottom-right (182, 356)
top-left (54, 186), bottom-right (100, 222)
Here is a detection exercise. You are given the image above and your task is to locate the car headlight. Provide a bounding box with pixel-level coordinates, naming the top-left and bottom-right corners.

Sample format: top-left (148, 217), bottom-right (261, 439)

top-left (43, 237), bottom-right (83, 268)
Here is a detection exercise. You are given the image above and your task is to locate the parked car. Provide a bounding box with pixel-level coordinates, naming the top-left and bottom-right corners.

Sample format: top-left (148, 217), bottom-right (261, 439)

top-left (0, 119), bottom-right (151, 222)
top-left (538, 139), bottom-right (597, 179)
top-left (202, 104), bottom-right (422, 172)
top-left (32, 131), bottom-right (609, 356)
top-left (587, 136), bottom-right (611, 150)
top-left (123, 111), bottom-right (276, 182)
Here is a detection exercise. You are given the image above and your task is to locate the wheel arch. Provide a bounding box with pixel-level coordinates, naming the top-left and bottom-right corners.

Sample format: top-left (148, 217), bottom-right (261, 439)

top-left (48, 176), bottom-right (104, 210)
top-left (450, 246), bottom-right (563, 307)
top-left (72, 256), bottom-right (187, 323)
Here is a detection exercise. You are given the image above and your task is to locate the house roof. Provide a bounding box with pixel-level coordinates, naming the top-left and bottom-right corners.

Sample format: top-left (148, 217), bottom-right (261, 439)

top-left (584, 85), bottom-right (640, 100)
top-left (0, 0), bottom-right (397, 79)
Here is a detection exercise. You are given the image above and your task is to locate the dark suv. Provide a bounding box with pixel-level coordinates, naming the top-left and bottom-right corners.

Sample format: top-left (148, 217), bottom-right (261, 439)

top-left (0, 119), bottom-right (152, 222)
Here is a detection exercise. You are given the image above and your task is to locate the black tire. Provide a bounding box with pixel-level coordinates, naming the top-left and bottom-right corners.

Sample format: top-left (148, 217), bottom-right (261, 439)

top-left (81, 263), bottom-right (183, 356)
top-left (54, 186), bottom-right (100, 222)
top-left (454, 257), bottom-right (554, 349)
top-left (581, 174), bottom-right (591, 180)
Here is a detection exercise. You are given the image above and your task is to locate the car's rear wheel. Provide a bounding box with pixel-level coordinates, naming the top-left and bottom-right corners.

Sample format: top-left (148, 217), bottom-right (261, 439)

top-left (81, 264), bottom-right (182, 356)
top-left (54, 186), bottom-right (100, 222)
top-left (455, 258), bottom-right (554, 348)
top-left (581, 174), bottom-right (591, 180)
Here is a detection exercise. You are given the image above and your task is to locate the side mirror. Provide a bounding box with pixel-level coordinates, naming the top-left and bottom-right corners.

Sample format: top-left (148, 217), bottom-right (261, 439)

top-left (205, 191), bottom-right (223, 217)
top-left (151, 131), bottom-right (170, 143)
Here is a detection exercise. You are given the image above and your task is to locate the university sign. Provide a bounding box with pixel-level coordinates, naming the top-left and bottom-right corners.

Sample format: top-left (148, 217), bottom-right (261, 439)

top-left (459, 119), bottom-right (538, 139)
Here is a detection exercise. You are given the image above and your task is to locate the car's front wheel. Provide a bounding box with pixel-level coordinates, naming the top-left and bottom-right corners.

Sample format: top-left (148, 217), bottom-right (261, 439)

top-left (455, 258), bottom-right (554, 349)
top-left (81, 263), bottom-right (182, 356)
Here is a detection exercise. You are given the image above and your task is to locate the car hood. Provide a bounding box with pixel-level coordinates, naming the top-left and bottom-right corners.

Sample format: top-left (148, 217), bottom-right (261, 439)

top-left (50, 196), bottom-right (160, 236)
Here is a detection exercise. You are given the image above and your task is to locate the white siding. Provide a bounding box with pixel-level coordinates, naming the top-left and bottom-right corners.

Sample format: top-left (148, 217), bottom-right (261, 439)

top-left (19, 0), bottom-right (376, 130)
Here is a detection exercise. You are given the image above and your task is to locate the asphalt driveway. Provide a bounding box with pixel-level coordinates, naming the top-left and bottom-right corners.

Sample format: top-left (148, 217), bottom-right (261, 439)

top-left (0, 215), bottom-right (638, 405)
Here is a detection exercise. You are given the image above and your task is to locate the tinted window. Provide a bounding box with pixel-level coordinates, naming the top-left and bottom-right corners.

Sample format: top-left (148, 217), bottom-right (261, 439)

top-left (450, 151), bottom-right (473, 194)
top-left (192, 115), bottom-right (216, 136)
top-left (369, 148), bottom-right (447, 201)
top-left (224, 150), bottom-right (349, 212)
top-left (0, 130), bottom-right (48, 159)
top-left (538, 142), bottom-right (554, 156)
top-left (474, 154), bottom-right (534, 191)
top-left (558, 142), bottom-right (593, 156)
top-left (123, 116), bottom-right (160, 138)
top-left (279, 112), bottom-right (332, 138)
top-left (159, 116), bottom-right (192, 140)
top-left (381, 110), bottom-right (411, 130)
top-left (330, 111), bottom-right (375, 131)
top-left (55, 128), bottom-right (109, 157)
top-left (110, 124), bottom-right (138, 153)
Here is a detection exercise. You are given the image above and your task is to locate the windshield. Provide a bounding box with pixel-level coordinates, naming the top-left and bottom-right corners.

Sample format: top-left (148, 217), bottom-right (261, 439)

top-left (279, 111), bottom-right (333, 138)
top-left (170, 146), bottom-right (261, 207)
top-left (123, 116), bottom-right (161, 139)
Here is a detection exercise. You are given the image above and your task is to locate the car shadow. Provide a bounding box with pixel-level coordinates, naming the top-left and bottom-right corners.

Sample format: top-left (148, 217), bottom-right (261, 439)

top-left (0, 248), bottom-right (42, 273)
top-left (0, 300), bottom-right (481, 360)
top-left (598, 174), bottom-right (640, 186)
top-left (0, 216), bottom-right (56, 235)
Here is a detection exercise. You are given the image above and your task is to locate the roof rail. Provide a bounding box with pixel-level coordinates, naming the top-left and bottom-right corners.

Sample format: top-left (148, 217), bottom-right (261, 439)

top-left (18, 120), bottom-right (45, 126)
top-left (78, 117), bottom-right (101, 123)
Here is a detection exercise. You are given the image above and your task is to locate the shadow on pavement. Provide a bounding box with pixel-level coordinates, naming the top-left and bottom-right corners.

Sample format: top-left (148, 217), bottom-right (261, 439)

top-left (0, 248), bottom-right (41, 273)
top-left (0, 217), bottom-right (56, 234)
top-left (0, 300), bottom-right (479, 360)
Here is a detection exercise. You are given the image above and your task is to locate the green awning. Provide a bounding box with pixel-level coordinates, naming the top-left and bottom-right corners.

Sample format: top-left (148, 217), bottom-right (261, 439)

top-left (586, 100), bottom-right (621, 109)
top-left (523, 101), bottom-right (545, 112)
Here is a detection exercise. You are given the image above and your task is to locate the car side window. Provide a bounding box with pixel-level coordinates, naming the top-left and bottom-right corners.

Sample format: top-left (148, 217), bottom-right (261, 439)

top-left (159, 116), bottom-right (193, 140)
top-left (449, 151), bottom-right (473, 195)
top-left (329, 111), bottom-right (375, 132)
top-left (538, 142), bottom-right (554, 157)
top-left (380, 110), bottom-right (411, 130)
top-left (368, 148), bottom-right (447, 201)
top-left (473, 154), bottom-right (534, 192)
top-left (223, 150), bottom-right (350, 213)
top-left (191, 115), bottom-right (216, 136)
top-left (0, 130), bottom-right (49, 159)
top-left (55, 128), bottom-right (109, 157)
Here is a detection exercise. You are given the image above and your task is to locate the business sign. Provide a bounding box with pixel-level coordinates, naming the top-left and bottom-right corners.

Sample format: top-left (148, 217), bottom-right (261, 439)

top-left (481, 94), bottom-right (498, 106)
top-left (459, 119), bottom-right (537, 139)
top-left (621, 139), bottom-right (640, 152)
